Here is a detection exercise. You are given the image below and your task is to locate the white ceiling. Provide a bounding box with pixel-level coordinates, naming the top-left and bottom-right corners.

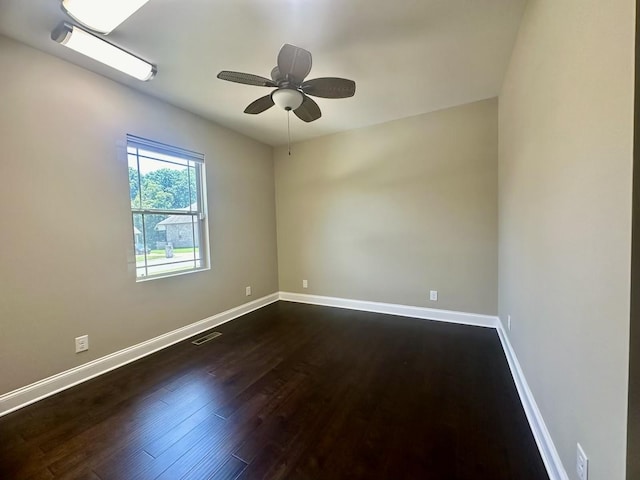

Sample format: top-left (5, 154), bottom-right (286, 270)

top-left (0, 0), bottom-right (526, 146)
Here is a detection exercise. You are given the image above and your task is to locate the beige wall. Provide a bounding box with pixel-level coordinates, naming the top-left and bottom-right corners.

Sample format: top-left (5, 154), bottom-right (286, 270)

top-left (275, 99), bottom-right (498, 315)
top-left (0, 36), bottom-right (279, 395)
top-left (498, 1), bottom-right (635, 478)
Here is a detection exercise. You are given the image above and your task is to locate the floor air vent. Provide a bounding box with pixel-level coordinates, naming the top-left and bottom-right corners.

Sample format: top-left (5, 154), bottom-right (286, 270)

top-left (192, 332), bottom-right (222, 345)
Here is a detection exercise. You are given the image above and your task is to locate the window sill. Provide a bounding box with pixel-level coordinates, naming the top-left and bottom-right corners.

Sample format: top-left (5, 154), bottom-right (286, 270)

top-left (135, 265), bottom-right (210, 283)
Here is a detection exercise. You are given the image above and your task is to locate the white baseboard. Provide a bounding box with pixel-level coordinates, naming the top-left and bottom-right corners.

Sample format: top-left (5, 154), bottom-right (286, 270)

top-left (496, 325), bottom-right (569, 480)
top-left (278, 291), bottom-right (499, 328)
top-left (0, 289), bottom-right (568, 480)
top-left (279, 291), bottom-right (568, 480)
top-left (0, 292), bottom-right (279, 417)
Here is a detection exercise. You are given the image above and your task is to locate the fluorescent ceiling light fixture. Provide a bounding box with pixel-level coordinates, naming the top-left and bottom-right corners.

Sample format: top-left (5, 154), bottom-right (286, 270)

top-left (61, 0), bottom-right (150, 34)
top-left (52, 23), bottom-right (156, 81)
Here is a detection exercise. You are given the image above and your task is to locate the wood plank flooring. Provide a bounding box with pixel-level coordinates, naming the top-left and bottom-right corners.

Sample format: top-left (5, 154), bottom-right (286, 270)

top-left (0, 301), bottom-right (548, 479)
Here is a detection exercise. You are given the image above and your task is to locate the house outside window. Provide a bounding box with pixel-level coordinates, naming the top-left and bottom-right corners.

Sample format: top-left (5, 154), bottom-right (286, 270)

top-left (127, 135), bottom-right (209, 280)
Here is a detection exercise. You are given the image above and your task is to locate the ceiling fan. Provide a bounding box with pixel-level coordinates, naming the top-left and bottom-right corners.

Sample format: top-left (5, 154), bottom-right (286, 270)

top-left (217, 44), bottom-right (356, 123)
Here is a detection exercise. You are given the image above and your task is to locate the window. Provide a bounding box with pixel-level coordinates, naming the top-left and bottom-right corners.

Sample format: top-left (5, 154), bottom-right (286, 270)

top-left (127, 135), bottom-right (209, 280)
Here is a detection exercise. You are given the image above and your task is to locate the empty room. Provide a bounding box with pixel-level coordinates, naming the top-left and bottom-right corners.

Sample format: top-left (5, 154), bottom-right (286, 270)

top-left (0, 0), bottom-right (637, 479)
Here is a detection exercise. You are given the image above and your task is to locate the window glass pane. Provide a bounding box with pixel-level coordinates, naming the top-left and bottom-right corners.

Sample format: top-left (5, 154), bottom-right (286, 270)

top-left (135, 213), bottom-right (201, 278)
top-left (137, 156), bottom-right (193, 210)
top-left (128, 154), bottom-right (141, 209)
top-left (188, 165), bottom-right (199, 211)
top-left (132, 213), bottom-right (145, 259)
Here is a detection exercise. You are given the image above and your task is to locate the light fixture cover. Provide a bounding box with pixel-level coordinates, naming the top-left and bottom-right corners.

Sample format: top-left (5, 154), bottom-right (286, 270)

top-left (52, 23), bottom-right (156, 81)
top-left (61, 0), bottom-right (150, 34)
top-left (272, 89), bottom-right (303, 111)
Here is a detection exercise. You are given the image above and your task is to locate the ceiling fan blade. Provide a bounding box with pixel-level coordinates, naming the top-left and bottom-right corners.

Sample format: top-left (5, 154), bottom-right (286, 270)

top-left (217, 71), bottom-right (276, 87)
top-left (270, 66), bottom-right (282, 82)
top-left (294, 94), bottom-right (321, 123)
top-left (301, 77), bottom-right (356, 99)
top-left (244, 95), bottom-right (275, 114)
top-left (277, 44), bottom-right (312, 84)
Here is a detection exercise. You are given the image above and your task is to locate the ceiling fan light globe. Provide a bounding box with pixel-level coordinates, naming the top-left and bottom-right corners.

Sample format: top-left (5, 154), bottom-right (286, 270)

top-left (272, 89), bottom-right (303, 111)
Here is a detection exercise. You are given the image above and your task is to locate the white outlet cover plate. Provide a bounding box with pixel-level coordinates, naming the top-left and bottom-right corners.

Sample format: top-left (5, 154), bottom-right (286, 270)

top-left (75, 335), bottom-right (89, 353)
top-left (429, 290), bottom-right (438, 301)
top-left (576, 442), bottom-right (588, 480)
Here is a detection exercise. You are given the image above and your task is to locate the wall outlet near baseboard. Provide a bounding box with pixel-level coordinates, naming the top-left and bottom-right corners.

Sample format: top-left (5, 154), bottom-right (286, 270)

top-left (576, 443), bottom-right (588, 480)
top-left (507, 315), bottom-right (511, 331)
top-left (302, 279), bottom-right (308, 289)
top-left (429, 290), bottom-right (438, 301)
top-left (75, 335), bottom-right (89, 353)
top-left (245, 286), bottom-right (252, 296)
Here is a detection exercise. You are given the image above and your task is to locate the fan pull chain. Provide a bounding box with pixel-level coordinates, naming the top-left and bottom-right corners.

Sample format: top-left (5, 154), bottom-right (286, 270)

top-left (287, 110), bottom-right (291, 156)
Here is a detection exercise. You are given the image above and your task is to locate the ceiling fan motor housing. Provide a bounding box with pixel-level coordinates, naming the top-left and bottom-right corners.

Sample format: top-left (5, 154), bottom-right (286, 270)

top-left (272, 88), bottom-right (303, 111)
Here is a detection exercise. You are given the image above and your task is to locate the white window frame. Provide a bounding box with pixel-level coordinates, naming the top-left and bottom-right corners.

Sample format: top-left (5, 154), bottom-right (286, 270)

top-left (127, 135), bottom-right (210, 281)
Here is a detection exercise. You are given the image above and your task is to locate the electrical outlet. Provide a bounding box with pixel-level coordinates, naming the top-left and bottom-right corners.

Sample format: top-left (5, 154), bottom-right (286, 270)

top-left (508, 315), bottom-right (511, 331)
top-left (302, 279), bottom-right (308, 289)
top-left (75, 335), bottom-right (89, 353)
top-left (429, 290), bottom-right (438, 301)
top-left (245, 286), bottom-right (251, 296)
top-left (576, 443), bottom-right (588, 480)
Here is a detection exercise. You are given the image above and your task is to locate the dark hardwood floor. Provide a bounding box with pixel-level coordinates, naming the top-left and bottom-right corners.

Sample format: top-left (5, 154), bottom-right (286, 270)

top-left (0, 301), bottom-right (548, 479)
